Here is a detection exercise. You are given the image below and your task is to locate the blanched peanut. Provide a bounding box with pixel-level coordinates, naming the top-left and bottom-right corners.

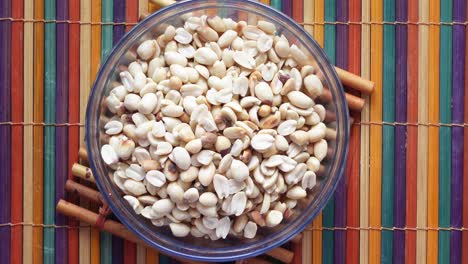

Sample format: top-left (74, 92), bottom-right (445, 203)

top-left (101, 15), bottom-right (332, 241)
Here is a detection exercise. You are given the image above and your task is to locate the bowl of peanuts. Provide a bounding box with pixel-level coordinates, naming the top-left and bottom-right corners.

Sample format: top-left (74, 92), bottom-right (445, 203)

top-left (86, 0), bottom-right (349, 261)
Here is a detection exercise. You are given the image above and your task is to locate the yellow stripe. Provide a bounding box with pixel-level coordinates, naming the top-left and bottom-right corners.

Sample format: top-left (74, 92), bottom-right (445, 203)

top-left (417, 0), bottom-right (429, 262)
top-left (139, 0), bottom-right (148, 17)
top-left (79, 0), bottom-right (92, 263)
top-left (23, 0), bottom-right (34, 262)
top-left (426, 0), bottom-right (440, 263)
top-left (360, 0), bottom-right (371, 263)
top-left (303, 0), bottom-right (314, 36)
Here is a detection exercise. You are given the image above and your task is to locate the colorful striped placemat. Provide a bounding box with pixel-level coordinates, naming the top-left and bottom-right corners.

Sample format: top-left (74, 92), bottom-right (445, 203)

top-left (0, 0), bottom-right (467, 263)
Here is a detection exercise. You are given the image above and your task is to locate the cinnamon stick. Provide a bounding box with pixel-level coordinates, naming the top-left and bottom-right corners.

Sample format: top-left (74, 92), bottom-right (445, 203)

top-left (334, 67), bottom-right (374, 94)
top-left (56, 199), bottom-right (205, 264)
top-left (266, 246), bottom-right (294, 263)
top-left (320, 89), bottom-right (365, 112)
top-left (58, 198), bottom-right (294, 263)
top-left (65, 180), bottom-right (102, 205)
top-left (235, 258), bottom-right (272, 264)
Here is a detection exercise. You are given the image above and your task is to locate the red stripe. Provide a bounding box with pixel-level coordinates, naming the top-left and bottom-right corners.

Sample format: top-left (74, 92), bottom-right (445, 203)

top-left (126, 0), bottom-right (138, 32)
top-left (345, 0), bottom-right (360, 263)
top-left (11, 0), bottom-right (24, 262)
top-left (292, 0), bottom-right (303, 23)
top-left (68, 0), bottom-right (80, 263)
top-left (405, 1), bottom-right (418, 263)
top-left (123, 240), bottom-right (136, 264)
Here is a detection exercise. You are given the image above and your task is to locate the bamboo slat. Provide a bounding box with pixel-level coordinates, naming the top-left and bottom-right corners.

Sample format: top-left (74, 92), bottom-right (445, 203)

top-left (79, 0), bottom-right (92, 262)
top-left (346, 0), bottom-right (361, 263)
top-left (322, 0), bottom-right (335, 262)
top-left (393, 0), bottom-right (408, 262)
top-left (463, 2), bottom-right (468, 262)
top-left (334, 0), bottom-right (347, 263)
top-left (0, 0), bottom-right (12, 262)
top-left (56, 0), bottom-right (70, 261)
top-left (463, 3), bottom-right (468, 263)
top-left (427, 0), bottom-right (440, 262)
top-left (360, 0), bottom-right (371, 262)
top-left (23, 0), bottom-right (34, 262)
top-left (416, 0), bottom-right (429, 262)
top-left (33, 0), bottom-right (45, 262)
top-left (68, 0), bottom-right (81, 261)
top-left (43, 0), bottom-right (57, 261)
top-left (301, 2), bottom-right (314, 263)
top-left (450, 0), bottom-right (466, 261)
top-left (369, 0), bottom-right (383, 262)
top-left (405, 0), bottom-right (419, 262)
top-left (11, 0), bottom-right (24, 261)
top-left (312, 1), bottom-right (324, 263)
top-left (381, 0), bottom-right (395, 262)
top-left (438, 0), bottom-right (452, 261)
top-left (100, 0), bottom-right (114, 262)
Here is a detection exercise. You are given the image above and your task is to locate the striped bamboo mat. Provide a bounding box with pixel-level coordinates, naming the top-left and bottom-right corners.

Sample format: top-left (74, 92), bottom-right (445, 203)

top-left (0, 0), bottom-right (467, 263)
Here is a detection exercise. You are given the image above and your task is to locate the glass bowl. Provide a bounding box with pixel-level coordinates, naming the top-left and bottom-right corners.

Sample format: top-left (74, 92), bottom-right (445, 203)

top-left (86, 0), bottom-right (349, 261)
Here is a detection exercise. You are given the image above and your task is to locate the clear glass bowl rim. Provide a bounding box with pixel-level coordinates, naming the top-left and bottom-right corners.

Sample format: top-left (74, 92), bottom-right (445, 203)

top-left (86, 0), bottom-right (349, 261)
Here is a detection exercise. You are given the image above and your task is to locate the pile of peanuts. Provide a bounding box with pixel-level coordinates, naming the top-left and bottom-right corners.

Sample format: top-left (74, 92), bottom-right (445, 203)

top-left (101, 14), bottom-right (328, 240)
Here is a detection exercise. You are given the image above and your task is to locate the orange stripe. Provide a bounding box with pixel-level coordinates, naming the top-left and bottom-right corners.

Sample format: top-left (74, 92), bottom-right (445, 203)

top-left (405, 0), bottom-right (419, 262)
top-left (312, 1), bottom-right (323, 263)
top-left (33, 0), bottom-right (45, 263)
top-left (11, 0), bottom-right (24, 262)
top-left (146, 249), bottom-right (159, 264)
top-left (426, 0), bottom-right (440, 262)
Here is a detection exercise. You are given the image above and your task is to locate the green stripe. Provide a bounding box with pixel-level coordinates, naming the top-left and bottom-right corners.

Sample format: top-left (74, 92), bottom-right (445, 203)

top-left (102, 0), bottom-right (114, 60)
top-left (43, 0), bottom-right (56, 262)
top-left (270, 0), bottom-right (282, 11)
top-left (100, 0), bottom-right (114, 262)
top-left (322, 0), bottom-right (335, 263)
top-left (381, 0), bottom-right (395, 263)
top-left (438, 0), bottom-right (452, 263)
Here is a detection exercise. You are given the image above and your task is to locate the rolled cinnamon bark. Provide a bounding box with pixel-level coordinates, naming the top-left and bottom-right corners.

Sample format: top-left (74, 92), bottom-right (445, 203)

top-left (65, 179), bottom-right (102, 205)
top-left (57, 198), bottom-right (295, 263)
top-left (334, 67), bottom-right (375, 94)
top-left (320, 89), bottom-right (365, 112)
top-left (56, 199), bottom-right (205, 264)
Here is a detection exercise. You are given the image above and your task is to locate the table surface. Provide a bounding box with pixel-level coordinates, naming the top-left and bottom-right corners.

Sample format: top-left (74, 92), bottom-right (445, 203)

top-left (0, 0), bottom-right (467, 263)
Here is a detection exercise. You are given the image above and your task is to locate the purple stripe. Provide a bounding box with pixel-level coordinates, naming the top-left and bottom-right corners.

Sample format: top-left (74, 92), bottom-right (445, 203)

top-left (55, 0), bottom-right (69, 262)
top-left (112, 237), bottom-right (124, 264)
top-left (282, 0), bottom-right (292, 17)
top-left (451, 1), bottom-right (466, 263)
top-left (0, 0), bottom-right (11, 263)
top-left (393, 0), bottom-right (407, 262)
top-left (113, 0), bottom-right (126, 45)
top-left (334, 0), bottom-right (348, 263)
